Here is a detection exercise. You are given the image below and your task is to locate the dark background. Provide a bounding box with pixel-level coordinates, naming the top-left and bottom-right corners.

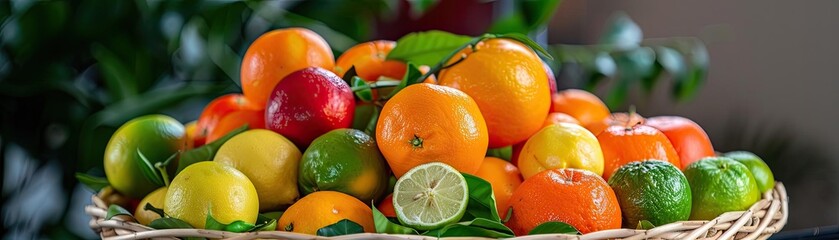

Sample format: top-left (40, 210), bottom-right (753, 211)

top-left (1, 0), bottom-right (835, 238)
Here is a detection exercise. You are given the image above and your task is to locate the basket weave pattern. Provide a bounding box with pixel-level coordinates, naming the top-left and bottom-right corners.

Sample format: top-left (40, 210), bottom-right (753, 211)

top-left (86, 182), bottom-right (787, 240)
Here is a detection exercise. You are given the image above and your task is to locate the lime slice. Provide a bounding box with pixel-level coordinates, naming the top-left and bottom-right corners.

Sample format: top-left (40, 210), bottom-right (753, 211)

top-left (393, 162), bottom-right (469, 230)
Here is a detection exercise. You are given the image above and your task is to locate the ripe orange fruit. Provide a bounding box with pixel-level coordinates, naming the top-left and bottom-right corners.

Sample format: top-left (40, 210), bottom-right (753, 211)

top-left (592, 112), bottom-right (646, 136)
top-left (194, 94), bottom-right (262, 147)
top-left (646, 116), bottom-right (715, 168)
top-left (376, 83), bottom-right (488, 178)
top-left (542, 112), bottom-right (580, 128)
top-left (377, 193), bottom-right (397, 218)
top-left (278, 191), bottom-right (374, 235)
top-left (335, 40), bottom-right (405, 81)
top-left (474, 157), bottom-right (523, 220)
top-left (551, 89), bottom-right (610, 134)
top-left (598, 125), bottom-right (681, 180)
top-left (505, 168), bottom-right (621, 235)
top-left (241, 28), bottom-right (335, 106)
top-left (438, 38), bottom-right (550, 148)
top-left (205, 109), bottom-right (265, 143)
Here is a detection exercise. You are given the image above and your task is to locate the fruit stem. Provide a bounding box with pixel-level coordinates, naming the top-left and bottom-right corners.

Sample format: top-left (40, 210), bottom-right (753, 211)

top-left (351, 80), bottom-right (402, 92)
top-left (410, 134), bottom-right (423, 148)
top-left (625, 105), bottom-right (637, 130)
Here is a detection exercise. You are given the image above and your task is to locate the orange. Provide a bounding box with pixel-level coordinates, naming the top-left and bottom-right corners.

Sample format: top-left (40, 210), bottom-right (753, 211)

top-left (376, 193), bottom-right (397, 218)
top-left (335, 40), bottom-right (405, 81)
top-left (241, 28), bottom-right (335, 106)
top-left (278, 191), bottom-right (375, 235)
top-left (505, 168), bottom-right (621, 235)
top-left (551, 89), bottom-right (610, 134)
top-left (542, 112), bottom-right (580, 128)
top-left (597, 125), bottom-right (681, 180)
top-left (205, 109), bottom-right (265, 143)
top-left (474, 157), bottom-right (523, 220)
top-left (376, 83), bottom-right (488, 178)
top-left (590, 112), bottom-right (646, 135)
top-left (438, 38), bottom-right (550, 148)
top-left (645, 116), bottom-right (715, 168)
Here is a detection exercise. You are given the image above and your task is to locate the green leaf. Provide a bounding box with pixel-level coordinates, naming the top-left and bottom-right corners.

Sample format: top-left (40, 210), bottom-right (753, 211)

top-left (149, 217), bottom-right (194, 229)
top-left (422, 218), bottom-right (514, 238)
top-left (351, 76), bottom-right (374, 102)
top-left (637, 220), bottom-right (656, 230)
top-left (487, 0), bottom-right (562, 34)
top-left (486, 146), bottom-right (512, 161)
top-left (386, 31), bottom-right (472, 66)
top-left (528, 221), bottom-right (580, 235)
top-left (408, 0), bottom-right (439, 18)
top-left (224, 220), bottom-right (255, 233)
top-left (669, 39), bottom-right (708, 101)
top-left (461, 173), bottom-right (500, 222)
top-left (496, 33), bottom-right (553, 60)
top-left (205, 211), bottom-right (227, 231)
top-left (341, 66), bottom-right (358, 85)
top-left (372, 204), bottom-right (418, 234)
top-left (363, 106), bottom-right (380, 136)
top-left (607, 47), bottom-right (656, 108)
top-left (177, 124), bottom-right (248, 174)
top-left (316, 219), bottom-right (365, 237)
top-left (144, 203), bottom-right (165, 218)
top-left (386, 63), bottom-right (423, 99)
top-left (136, 149), bottom-right (164, 186)
top-left (75, 172), bottom-right (109, 192)
top-left (105, 204), bottom-right (133, 220)
top-left (649, 46), bottom-right (686, 94)
top-left (249, 213), bottom-right (278, 232)
top-left (600, 12), bottom-right (643, 50)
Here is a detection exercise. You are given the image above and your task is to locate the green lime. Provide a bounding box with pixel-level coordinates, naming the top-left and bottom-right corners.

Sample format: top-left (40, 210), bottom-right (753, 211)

top-left (393, 162), bottom-right (468, 230)
top-left (608, 160), bottom-right (692, 228)
top-left (298, 128), bottom-right (389, 203)
top-left (684, 157), bottom-right (760, 220)
top-left (104, 114), bottom-right (185, 198)
top-left (723, 151), bottom-right (775, 193)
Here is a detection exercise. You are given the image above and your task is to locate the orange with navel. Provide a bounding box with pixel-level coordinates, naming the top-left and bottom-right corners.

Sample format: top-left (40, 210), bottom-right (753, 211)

top-left (437, 38), bottom-right (550, 148)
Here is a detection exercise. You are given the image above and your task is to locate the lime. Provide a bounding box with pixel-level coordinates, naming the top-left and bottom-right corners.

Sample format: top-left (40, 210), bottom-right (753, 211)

top-left (214, 129), bottom-right (301, 211)
top-left (165, 161), bottom-right (259, 229)
top-left (134, 186), bottom-right (167, 225)
top-left (298, 128), bottom-right (388, 203)
top-left (684, 157), bottom-right (760, 220)
top-left (393, 162), bottom-right (468, 230)
top-left (104, 114), bottom-right (185, 198)
top-left (608, 160), bottom-right (691, 227)
top-left (723, 151), bottom-right (775, 193)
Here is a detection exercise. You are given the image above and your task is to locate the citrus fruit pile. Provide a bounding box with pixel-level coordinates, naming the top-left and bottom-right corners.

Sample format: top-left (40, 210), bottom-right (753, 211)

top-left (83, 27), bottom-right (778, 238)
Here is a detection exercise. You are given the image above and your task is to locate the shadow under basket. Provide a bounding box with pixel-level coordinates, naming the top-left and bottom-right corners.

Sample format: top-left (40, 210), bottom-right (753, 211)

top-left (86, 182), bottom-right (788, 240)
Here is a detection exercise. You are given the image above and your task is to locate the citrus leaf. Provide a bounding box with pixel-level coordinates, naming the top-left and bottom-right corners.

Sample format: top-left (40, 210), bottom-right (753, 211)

top-left (485, 146), bottom-right (512, 161)
top-left (372, 204), bottom-right (418, 234)
top-left (386, 30), bottom-right (472, 66)
top-left (149, 217), bottom-right (194, 229)
top-left (224, 220), bottom-right (255, 233)
top-left (528, 221), bottom-right (580, 235)
top-left (205, 211), bottom-right (227, 231)
top-left (341, 65), bottom-right (358, 85)
top-left (495, 33), bottom-right (553, 60)
top-left (144, 203), bottom-right (165, 218)
top-left (600, 12), bottom-right (642, 50)
top-left (637, 220), bottom-right (656, 230)
top-left (386, 63), bottom-right (422, 99)
top-left (249, 213), bottom-right (278, 232)
top-left (177, 124), bottom-right (248, 174)
top-left (351, 76), bottom-right (373, 102)
top-left (105, 204), bottom-right (133, 220)
top-left (75, 172), bottom-right (109, 192)
top-left (461, 173), bottom-right (500, 222)
top-left (422, 218), bottom-right (514, 238)
top-left (136, 149), bottom-right (164, 186)
top-left (363, 106), bottom-right (380, 136)
top-left (316, 219), bottom-right (365, 237)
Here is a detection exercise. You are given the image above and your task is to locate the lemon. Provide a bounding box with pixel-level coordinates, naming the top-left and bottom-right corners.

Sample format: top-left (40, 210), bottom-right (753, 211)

top-left (104, 114), bottom-right (185, 198)
top-left (134, 187), bottom-right (167, 225)
top-left (164, 161), bottom-right (259, 229)
top-left (517, 123), bottom-right (604, 178)
top-left (214, 129), bottom-right (301, 211)
top-left (393, 162), bottom-right (468, 230)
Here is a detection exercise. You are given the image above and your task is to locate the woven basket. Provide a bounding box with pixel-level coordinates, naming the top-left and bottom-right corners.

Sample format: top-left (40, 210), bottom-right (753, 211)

top-left (86, 182), bottom-right (787, 240)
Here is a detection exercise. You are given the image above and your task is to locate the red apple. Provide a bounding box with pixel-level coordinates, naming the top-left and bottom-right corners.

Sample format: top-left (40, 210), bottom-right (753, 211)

top-left (645, 116), bottom-right (715, 168)
top-left (265, 67), bottom-right (355, 148)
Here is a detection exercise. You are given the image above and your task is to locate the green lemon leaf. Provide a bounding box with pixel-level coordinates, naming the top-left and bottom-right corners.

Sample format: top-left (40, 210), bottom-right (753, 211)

top-left (316, 219), bottom-right (365, 237)
top-left (75, 172), bottom-right (109, 192)
top-left (105, 204), bottom-right (133, 220)
top-left (422, 218), bottom-right (514, 238)
top-left (637, 220), bottom-right (656, 230)
top-left (205, 211), bottom-right (227, 231)
top-left (386, 63), bottom-right (422, 99)
top-left (495, 33), bottom-right (554, 60)
top-left (249, 213), bottom-right (278, 232)
top-left (136, 149), bottom-right (164, 186)
top-left (486, 146), bottom-right (512, 161)
top-left (600, 12), bottom-right (643, 50)
top-left (177, 124), bottom-right (248, 174)
top-left (387, 30), bottom-right (472, 66)
top-left (143, 203), bottom-right (165, 218)
top-left (372, 204), bottom-right (418, 234)
top-left (461, 173), bottom-right (500, 222)
top-left (351, 76), bottom-right (374, 102)
top-left (528, 221), bottom-right (580, 235)
top-left (224, 220), bottom-right (255, 233)
top-left (149, 217), bottom-right (194, 229)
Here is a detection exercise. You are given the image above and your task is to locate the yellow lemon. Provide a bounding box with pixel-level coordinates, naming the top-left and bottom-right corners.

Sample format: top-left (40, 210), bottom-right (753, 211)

top-left (164, 161), bottom-right (258, 229)
top-left (517, 123), bottom-right (604, 178)
top-left (213, 129), bottom-right (301, 211)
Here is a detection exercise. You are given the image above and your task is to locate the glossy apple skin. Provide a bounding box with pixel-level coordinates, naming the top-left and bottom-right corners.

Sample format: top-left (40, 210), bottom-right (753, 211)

top-left (265, 67), bottom-right (355, 148)
top-left (645, 116), bottom-right (715, 168)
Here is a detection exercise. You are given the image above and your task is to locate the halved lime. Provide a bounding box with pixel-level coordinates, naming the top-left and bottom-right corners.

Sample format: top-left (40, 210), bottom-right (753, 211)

top-left (393, 162), bottom-right (469, 230)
